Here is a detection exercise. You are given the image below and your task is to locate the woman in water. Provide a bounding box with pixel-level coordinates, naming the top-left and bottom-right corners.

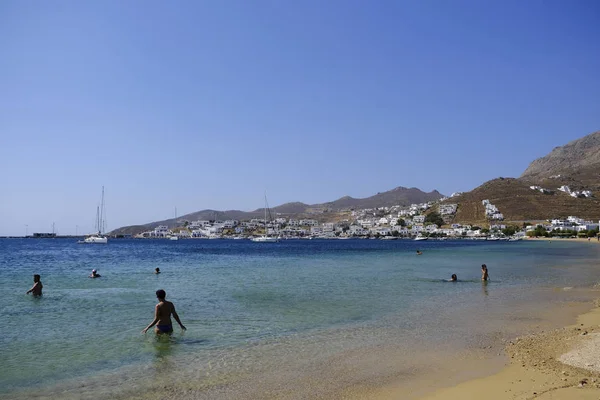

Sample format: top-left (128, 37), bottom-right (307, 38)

top-left (450, 274), bottom-right (457, 282)
top-left (481, 264), bottom-right (489, 281)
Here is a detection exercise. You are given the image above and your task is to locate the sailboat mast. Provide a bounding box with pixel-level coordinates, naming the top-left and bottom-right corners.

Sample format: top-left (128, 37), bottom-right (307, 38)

top-left (99, 186), bottom-right (105, 235)
top-left (96, 206), bottom-right (100, 234)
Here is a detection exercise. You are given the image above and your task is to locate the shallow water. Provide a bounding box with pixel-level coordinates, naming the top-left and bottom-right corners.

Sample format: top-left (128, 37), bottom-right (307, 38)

top-left (1, 238), bottom-right (599, 399)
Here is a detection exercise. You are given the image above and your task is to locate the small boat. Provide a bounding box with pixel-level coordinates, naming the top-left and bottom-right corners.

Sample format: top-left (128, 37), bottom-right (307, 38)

top-left (381, 236), bottom-right (398, 240)
top-left (169, 235), bottom-right (179, 241)
top-left (251, 236), bottom-right (279, 243)
top-left (414, 235), bottom-right (428, 241)
top-left (79, 235), bottom-right (108, 244)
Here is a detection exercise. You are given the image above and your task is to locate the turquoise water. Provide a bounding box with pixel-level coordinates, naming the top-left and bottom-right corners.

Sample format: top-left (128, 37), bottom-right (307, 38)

top-left (1, 238), bottom-right (599, 399)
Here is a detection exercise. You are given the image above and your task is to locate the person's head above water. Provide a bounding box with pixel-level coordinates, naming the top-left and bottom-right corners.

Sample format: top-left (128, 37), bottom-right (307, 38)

top-left (156, 289), bottom-right (166, 300)
top-left (481, 264), bottom-right (487, 271)
top-left (33, 274), bottom-right (40, 282)
top-left (451, 274), bottom-right (457, 281)
top-left (92, 269), bottom-right (97, 274)
top-left (155, 267), bottom-right (160, 274)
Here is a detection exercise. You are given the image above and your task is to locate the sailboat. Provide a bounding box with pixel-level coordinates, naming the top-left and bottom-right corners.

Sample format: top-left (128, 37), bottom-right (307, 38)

top-left (79, 187), bottom-right (108, 244)
top-left (251, 193), bottom-right (279, 243)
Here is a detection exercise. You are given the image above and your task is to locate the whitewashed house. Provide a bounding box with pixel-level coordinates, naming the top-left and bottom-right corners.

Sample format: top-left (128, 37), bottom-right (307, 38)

top-left (413, 215), bottom-right (426, 224)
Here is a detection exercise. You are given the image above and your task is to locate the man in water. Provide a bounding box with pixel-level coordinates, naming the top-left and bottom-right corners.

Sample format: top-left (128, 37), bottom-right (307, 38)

top-left (154, 267), bottom-right (161, 274)
top-left (416, 250), bottom-right (423, 255)
top-left (142, 289), bottom-right (186, 334)
top-left (481, 264), bottom-right (489, 281)
top-left (450, 274), bottom-right (457, 282)
top-left (26, 274), bottom-right (43, 296)
top-left (89, 269), bottom-right (101, 278)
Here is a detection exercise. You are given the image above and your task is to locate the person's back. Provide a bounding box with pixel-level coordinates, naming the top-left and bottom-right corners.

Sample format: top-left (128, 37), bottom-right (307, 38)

top-left (156, 300), bottom-right (175, 326)
top-left (142, 289), bottom-right (186, 334)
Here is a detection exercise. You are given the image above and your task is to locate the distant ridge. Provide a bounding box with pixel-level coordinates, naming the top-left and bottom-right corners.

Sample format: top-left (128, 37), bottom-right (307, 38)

top-left (321, 186), bottom-right (444, 210)
top-left (110, 186), bottom-right (444, 235)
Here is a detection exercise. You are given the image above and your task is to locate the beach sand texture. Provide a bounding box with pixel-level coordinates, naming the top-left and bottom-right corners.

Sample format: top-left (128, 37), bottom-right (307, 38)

top-left (414, 303), bottom-right (600, 400)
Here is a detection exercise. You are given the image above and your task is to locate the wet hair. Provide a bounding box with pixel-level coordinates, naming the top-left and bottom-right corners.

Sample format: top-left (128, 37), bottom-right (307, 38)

top-left (33, 274), bottom-right (40, 282)
top-left (156, 289), bottom-right (166, 299)
top-left (481, 264), bottom-right (487, 270)
top-left (155, 267), bottom-right (160, 272)
top-left (451, 274), bottom-right (457, 280)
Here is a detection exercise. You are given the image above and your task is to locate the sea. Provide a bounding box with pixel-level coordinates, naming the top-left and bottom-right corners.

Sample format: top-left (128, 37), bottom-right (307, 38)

top-left (1, 238), bottom-right (599, 399)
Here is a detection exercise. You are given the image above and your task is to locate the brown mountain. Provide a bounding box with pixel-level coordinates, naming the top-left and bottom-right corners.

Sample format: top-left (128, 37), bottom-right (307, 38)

top-left (110, 186), bottom-right (443, 235)
top-left (447, 178), bottom-right (600, 225)
top-left (521, 130), bottom-right (600, 179)
top-left (447, 130), bottom-right (600, 225)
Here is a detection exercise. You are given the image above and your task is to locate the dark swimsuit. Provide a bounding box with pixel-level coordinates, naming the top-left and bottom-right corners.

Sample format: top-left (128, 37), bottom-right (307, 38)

top-left (156, 324), bottom-right (173, 333)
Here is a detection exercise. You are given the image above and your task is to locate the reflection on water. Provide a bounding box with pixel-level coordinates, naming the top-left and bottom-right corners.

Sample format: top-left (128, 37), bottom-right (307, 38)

top-left (482, 281), bottom-right (489, 296)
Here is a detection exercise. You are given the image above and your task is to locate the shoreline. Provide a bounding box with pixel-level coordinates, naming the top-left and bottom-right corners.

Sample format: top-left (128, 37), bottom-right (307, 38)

top-left (412, 300), bottom-right (600, 399)
top-left (361, 290), bottom-right (600, 400)
top-left (526, 236), bottom-right (600, 244)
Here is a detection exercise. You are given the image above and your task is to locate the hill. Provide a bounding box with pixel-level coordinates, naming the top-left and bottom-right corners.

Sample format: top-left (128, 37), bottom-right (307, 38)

top-left (447, 178), bottom-right (600, 225)
top-left (447, 130), bottom-right (600, 225)
top-left (110, 186), bottom-right (443, 235)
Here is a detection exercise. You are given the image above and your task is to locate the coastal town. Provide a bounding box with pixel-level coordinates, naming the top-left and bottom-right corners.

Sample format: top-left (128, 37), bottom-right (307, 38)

top-left (132, 197), bottom-right (600, 241)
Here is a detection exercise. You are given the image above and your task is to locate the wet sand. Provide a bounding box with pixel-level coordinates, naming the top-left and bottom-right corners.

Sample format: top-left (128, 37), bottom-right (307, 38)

top-left (413, 302), bottom-right (600, 400)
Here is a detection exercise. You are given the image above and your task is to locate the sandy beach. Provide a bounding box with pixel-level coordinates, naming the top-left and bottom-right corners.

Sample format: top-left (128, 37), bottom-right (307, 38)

top-left (412, 302), bottom-right (600, 400)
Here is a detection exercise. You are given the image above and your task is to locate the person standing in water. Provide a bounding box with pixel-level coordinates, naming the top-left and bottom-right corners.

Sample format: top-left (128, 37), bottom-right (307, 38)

top-left (26, 274), bottom-right (43, 296)
top-left (481, 264), bottom-right (489, 281)
top-left (142, 289), bottom-right (186, 334)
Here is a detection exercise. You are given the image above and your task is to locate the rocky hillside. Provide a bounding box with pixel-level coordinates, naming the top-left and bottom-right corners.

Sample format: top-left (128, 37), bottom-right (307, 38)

top-left (521, 131), bottom-right (600, 179)
top-left (446, 130), bottom-right (600, 224)
top-left (447, 178), bottom-right (600, 224)
top-left (110, 186), bottom-right (443, 235)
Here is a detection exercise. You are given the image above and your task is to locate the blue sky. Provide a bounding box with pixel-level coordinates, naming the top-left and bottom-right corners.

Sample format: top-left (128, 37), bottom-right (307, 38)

top-left (1, 0), bottom-right (599, 236)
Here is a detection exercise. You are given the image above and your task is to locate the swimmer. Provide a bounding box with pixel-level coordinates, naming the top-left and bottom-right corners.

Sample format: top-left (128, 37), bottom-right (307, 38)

top-left (154, 267), bottom-right (161, 274)
top-left (142, 289), bottom-right (186, 335)
top-left (450, 274), bottom-right (457, 282)
top-left (89, 269), bottom-right (101, 278)
top-left (26, 274), bottom-right (43, 296)
top-left (416, 250), bottom-right (423, 255)
top-left (481, 264), bottom-right (489, 281)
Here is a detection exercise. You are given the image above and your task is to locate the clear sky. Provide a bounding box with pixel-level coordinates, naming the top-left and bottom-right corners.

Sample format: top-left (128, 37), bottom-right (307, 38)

top-left (1, 0), bottom-right (599, 236)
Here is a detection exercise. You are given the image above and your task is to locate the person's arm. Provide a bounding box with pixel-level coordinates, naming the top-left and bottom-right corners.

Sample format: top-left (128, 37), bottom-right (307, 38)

top-left (26, 282), bottom-right (38, 294)
top-left (172, 305), bottom-right (186, 330)
top-left (142, 305), bottom-right (160, 333)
